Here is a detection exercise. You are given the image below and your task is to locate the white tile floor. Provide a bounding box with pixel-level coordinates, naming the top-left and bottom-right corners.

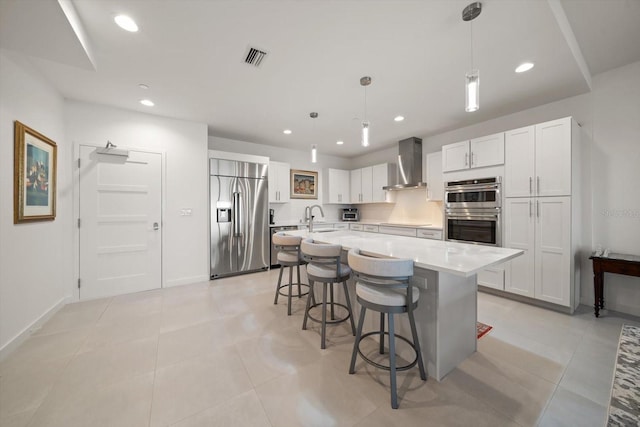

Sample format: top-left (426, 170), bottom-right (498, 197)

top-left (1, 268), bottom-right (638, 427)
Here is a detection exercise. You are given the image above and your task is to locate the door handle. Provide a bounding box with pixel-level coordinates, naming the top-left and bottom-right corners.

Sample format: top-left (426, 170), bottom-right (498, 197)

top-left (465, 152), bottom-right (469, 167)
top-left (536, 200), bottom-right (540, 219)
top-left (529, 201), bottom-right (532, 218)
top-left (471, 152), bottom-right (476, 166)
top-left (529, 177), bottom-right (533, 195)
top-left (537, 176), bottom-right (540, 195)
top-left (153, 222), bottom-right (159, 230)
top-left (233, 192), bottom-right (241, 236)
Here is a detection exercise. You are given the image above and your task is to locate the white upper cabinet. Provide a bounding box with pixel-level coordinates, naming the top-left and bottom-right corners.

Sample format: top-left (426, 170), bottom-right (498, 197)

top-left (470, 133), bottom-right (505, 169)
top-left (350, 169), bottom-right (362, 203)
top-left (268, 161), bottom-right (290, 203)
top-left (505, 126), bottom-right (536, 197)
top-left (425, 151), bottom-right (443, 201)
top-left (323, 168), bottom-right (350, 204)
top-left (371, 164), bottom-right (387, 202)
top-left (505, 117), bottom-right (573, 198)
top-left (535, 118), bottom-right (572, 197)
top-left (350, 163), bottom-right (394, 204)
top-left (361, 166), bottom-right (373, 202)
top-left (442, 133), bottom-right (504, 172)
top-left (442, 141), bottom-right (470, 172)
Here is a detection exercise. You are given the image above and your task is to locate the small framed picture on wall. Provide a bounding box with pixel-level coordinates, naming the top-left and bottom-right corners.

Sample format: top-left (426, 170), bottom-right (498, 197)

top-left (290, 169), bottom-right (318, 199)
top-left (14, 121), bottom-right (57, 223)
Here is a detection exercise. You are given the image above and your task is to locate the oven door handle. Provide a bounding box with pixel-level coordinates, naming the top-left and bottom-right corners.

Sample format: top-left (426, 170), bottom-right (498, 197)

top-left (445, 184), bottom-right (500, 192)
top-left (446, 214), bottom-right (500, 220)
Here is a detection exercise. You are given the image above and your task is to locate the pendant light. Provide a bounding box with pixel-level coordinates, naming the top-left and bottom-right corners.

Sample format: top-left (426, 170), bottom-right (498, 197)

top-left (360, 76), bottom-right (371, 147)
top-left (310, 112), bottom-right (318, 163)
top-left (463, 2), bottom-right (482, 112)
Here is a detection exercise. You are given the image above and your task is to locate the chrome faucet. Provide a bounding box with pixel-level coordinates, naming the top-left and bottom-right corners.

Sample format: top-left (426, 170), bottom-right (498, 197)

top-left (306, 204), bottom-right (325, 232)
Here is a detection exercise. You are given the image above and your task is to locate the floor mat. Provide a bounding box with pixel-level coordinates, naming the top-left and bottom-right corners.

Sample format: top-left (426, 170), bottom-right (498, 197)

top-left (608, 324), bottom-right (640, 426)
top-left (477, 321), bottom-right (493, 339)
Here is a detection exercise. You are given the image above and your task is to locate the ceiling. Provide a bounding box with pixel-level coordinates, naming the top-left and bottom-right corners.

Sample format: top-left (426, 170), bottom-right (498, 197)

top-left (1, 0), bottom-right (639, 158)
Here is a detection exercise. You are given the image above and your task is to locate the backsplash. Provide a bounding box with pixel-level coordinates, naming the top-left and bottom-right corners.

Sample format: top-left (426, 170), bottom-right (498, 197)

top-left (359, 188), bottom-right (443, 227)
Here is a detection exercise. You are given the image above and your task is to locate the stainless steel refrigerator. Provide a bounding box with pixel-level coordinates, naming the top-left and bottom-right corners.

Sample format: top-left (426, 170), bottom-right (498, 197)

top-left (210, 159), bottom-right (269, 279)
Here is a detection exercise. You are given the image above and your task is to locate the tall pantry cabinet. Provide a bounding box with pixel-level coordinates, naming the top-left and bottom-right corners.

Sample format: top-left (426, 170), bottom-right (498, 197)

top-left (503, 117), bottom-right (581, 311)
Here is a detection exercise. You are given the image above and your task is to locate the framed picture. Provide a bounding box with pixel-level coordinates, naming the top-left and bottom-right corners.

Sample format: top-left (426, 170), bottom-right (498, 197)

top-left (14, 121), bottom-right (57, 223)
top-left (290, 169), bottom-right (318, 199)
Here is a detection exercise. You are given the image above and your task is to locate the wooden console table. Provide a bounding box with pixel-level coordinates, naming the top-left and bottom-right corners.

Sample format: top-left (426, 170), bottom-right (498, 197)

top-left (590, 252), bottom-right (640, 317)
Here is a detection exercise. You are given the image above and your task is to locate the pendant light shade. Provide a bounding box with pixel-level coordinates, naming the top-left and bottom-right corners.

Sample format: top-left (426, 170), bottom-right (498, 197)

top-left (465, 69), bottom-right (479, 112)
top-left (463, 2), bottom-right (482, 113)
top-left (310, 112), bottom-right (318, 163)
top-left (360, 76), bottom-right (372, 147)
top-left (361, 121), bottom-right (370, 147)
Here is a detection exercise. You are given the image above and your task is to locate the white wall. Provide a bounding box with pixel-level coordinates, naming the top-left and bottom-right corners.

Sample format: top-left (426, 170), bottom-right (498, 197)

top-left (589, 61), bottom-right (640, 315)
top-left (66, 101), bottom-right (209, 289)
top-left (209, 136), bottom-right (353, 223)
top-left (0, 50), bottom-right (73, 354)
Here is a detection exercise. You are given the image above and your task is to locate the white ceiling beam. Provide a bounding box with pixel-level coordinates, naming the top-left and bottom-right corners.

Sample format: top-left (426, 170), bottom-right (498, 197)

top-left (58, 0), bottom-right (97, 70)
top-left (547, 0), bottom-right (592, 90)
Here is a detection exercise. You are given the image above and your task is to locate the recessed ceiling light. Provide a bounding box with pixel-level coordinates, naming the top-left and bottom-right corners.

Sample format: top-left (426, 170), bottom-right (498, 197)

top-left (138, 84), bottom-right (149, 90)
top-left (336, 140), bottom-right (344, 145)
top-left (515, 62), bottom-right (534, 73)
top-left (140, 99), bottom-right (154, 107)
top-left (114, 15), bottom-right (138, 32)
top-left (394, 116), bottom-right (405, 122)
top-left (283, 129), bottom-right (292, 135)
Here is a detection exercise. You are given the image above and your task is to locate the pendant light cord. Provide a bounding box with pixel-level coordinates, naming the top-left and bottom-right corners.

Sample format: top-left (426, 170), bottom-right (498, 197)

top-left (470, 20), bottom-right (474, 70)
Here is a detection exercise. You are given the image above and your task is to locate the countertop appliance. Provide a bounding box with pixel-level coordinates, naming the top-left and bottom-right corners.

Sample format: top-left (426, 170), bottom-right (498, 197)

top-left (444, 177), bottom-right (502, 246)
top-left (270, 225), bottom-right (299, 267)
top-left (210, 159), bottom-right (269, 279)
top-left (342, 208), bottom-right (359, 222)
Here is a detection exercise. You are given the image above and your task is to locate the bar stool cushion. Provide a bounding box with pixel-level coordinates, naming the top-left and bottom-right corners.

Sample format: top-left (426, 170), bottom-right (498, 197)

top-left (307, 263), bottom-right (351, 279)
top-left (356, 282), bottom-right (419, 307)
top-left (273, 232), bottom-right (303, 246)
top-left (278, 250), bottom-right (301, 263)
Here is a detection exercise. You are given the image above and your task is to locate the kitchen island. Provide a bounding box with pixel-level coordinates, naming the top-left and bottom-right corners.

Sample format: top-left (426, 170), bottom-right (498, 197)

top-left (285, 229), bottom-right (523, 381)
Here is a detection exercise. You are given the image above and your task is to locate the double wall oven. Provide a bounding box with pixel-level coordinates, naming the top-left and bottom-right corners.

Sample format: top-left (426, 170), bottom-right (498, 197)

top-left (444, 177), bottom-right (501, 246)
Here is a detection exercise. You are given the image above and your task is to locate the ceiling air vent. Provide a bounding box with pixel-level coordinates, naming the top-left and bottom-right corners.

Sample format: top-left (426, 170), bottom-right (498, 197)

top-left (244, 47), bottom-right (267, 67)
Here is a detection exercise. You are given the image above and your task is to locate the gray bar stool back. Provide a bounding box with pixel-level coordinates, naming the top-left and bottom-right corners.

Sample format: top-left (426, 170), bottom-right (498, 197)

top-left (301, 238), bottom-right (356, 349)
top-left (347, 247), bottom-right (427, 409)
top-left (272, 232), bottom-right (311, 315)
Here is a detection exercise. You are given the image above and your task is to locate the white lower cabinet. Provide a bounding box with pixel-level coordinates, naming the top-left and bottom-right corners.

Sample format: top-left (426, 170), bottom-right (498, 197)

top-left (504, 196), bottom-right (572, 307)
top-left (379, 226), bottom-right (417, 237)
top-left (350, 223), bottom-right (363, 231)
top-left (477, 267), bottom-right (505, 291)
top-left (333, 223), bottom-right (349, 230)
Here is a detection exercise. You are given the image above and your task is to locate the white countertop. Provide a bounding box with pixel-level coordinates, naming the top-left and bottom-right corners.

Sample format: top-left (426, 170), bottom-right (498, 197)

top-left (285, 229), bottom-right (522, 277)
top-left (271, 221), bottom-right (443, 231)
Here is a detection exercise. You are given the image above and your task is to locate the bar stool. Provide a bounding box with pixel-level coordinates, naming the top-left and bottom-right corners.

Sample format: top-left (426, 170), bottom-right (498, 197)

top-left (272, 232), bottom-right (310, 315)
top-left (347, 247), bottom-right (427, 409)
top-left (301, 238), bottom-right (356, 349)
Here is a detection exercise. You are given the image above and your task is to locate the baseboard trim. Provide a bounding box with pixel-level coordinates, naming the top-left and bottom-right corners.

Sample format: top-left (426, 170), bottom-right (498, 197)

top-left (164, 275), bottom-right (209, 288)
top-left (478, 286), bottom-right (573, 314)
top-left (0, 295), bottom-right (72, 362)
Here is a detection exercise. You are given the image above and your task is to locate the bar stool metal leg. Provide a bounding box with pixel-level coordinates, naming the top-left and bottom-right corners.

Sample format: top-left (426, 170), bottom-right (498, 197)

top-left (349, 305), bottom-right (367, 374)
top-left (342, 281), bottom-right (356, 335)
top-left (329, 283), bottom-right (335, 321)
top-left (388, 313), bottom-right (398, 409)
top-left (408, 305), bottom-right (427, 380)
top-left (321, 282), bottom-right (328, 349)
top-left (287, 265), bottom-right (294, 315)
top-left (302, 280), bottom-right (314, 330)
top-left (297, 264), bottom-right (302, 298)
top-left (274, 266), bottom-right (284, 305)
top-left (379, 313), bottom-right (385, 354)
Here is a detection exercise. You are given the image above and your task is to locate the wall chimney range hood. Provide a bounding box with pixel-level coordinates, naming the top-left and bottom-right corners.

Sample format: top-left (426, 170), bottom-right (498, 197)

top-left (383, 137), bottom-right (426, 191)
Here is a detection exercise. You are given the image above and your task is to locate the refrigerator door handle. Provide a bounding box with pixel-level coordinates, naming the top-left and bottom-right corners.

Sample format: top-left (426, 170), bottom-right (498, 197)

top-left (233, 191), bottom-right (242, 237)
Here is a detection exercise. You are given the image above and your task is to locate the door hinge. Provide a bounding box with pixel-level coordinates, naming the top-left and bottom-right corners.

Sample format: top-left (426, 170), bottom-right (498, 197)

top-left (77, 218), bottom-right (81, 228)
top-left (78, 158), bottom-right (81, 168)
top-left (78, 278), bottom-right (81, 289)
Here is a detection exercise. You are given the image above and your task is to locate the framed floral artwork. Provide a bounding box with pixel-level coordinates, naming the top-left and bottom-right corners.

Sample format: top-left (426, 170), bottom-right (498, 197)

top-left (14, 121), bottom-right (57, 223)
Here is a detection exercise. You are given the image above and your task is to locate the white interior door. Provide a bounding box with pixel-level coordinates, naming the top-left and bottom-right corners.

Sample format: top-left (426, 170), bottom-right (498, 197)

top-left (79, 145), bottom-right (162, 300)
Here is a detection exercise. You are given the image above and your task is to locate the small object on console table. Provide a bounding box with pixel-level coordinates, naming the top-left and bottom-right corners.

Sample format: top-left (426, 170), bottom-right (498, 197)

top-left (590, 252), bottom-right (640, 317)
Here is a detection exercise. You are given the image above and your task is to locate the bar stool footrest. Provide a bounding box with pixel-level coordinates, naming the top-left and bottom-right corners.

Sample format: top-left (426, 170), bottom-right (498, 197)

top-left (277, 283), bottom-right (310, 298)
top-left (305, 302), bottom-right (351, 325)
top-left (356, 331), bottom-right (419, 372)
